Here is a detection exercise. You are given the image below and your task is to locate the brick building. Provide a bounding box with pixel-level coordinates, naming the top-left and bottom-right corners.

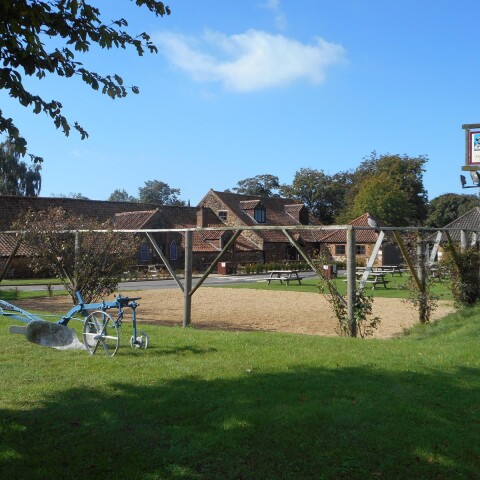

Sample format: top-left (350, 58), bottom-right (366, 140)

top-left (0, 195), bottom-right (162, 277)
top-left (319, 213), bottom-right (402, 266)
top-left (197, 189), bottom-right (326, 264)
top-left (0, 193), bottom-right (397, 277)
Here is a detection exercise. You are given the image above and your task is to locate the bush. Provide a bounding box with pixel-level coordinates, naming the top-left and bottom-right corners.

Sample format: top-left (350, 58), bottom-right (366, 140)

top-left (442, 245), bottom-right (480, 306)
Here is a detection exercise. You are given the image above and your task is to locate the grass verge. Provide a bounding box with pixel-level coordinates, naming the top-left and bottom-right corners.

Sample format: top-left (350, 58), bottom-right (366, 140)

top-left (0, 302), bottom-right (478, 479)
top-left (218, 275), bottom-right (453, 301)
top-left (0, 288), bottom-right (67, 301)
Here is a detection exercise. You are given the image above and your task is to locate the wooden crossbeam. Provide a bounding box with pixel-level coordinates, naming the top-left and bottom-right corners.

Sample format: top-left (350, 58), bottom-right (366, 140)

top-left (358, 231), bottom-right (385, 291)
top-left (392, 231), bottom-right (423, 292)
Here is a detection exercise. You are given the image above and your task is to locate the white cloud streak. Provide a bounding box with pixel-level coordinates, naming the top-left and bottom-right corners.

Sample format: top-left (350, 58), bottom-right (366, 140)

top-left (259, 0), bottom-right (287, 30)
top-left (156, 30), bottom-right (347, 93)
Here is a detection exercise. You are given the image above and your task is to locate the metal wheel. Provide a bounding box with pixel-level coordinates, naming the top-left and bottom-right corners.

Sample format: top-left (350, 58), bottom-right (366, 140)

top-left (83, 311), bottom-right (119, 357)
top-left (130, 331), bottom-right (149, 350)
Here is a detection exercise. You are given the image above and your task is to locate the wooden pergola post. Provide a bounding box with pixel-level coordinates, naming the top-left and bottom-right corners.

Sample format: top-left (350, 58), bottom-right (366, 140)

top-left (346, 227), bottom-right (357, 337)
top-left (460, 230), bottom-right (468, 251)
top-left (416, 234), bottom-right (428, 323)
top-left (183, 230), bottom-right (193, 327)
top-left (73, 231), bottom-right (81, 293)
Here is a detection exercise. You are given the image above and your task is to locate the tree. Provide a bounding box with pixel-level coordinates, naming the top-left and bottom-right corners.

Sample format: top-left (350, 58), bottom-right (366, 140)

top-left (14, 207), bottom-right (139, 303)
top-left (0, 140), bottom-right (41, 195)
top-left (138, 180), bottom-right (185, 205)
top-left (346, 152), bottom-right (429, 224)
top-left (280, 168), bottom-right (352, 223)
top-left (108, 188), bottom-right (138, 202)
top-left (66, 192), bottom-right (90, 200)
top-left (232, 174), bottom-right (281, 197)
top-left (345, 172), bottom-right (414, 226)
top-left (0, 1), bottom-right (170, 161)
top-left (426, 193), bottom-right (479, 227)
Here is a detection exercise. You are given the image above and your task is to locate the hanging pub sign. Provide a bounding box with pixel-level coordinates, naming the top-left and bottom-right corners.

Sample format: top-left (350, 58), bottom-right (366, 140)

top-left (462, 123), bottom-right (480, 170)
top-left (470, 131), bottom-right (480, 164)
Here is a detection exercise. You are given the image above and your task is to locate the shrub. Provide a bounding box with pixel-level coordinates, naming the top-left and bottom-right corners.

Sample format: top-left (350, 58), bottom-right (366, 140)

top-left (441, 245), bottom-right (480, 306)
top-left (14, 207), bottom-right (139, 304)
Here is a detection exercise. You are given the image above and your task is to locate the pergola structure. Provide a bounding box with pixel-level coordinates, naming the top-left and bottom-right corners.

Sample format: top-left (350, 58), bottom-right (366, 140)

top-left (0, 224), bottom-right (475, 336)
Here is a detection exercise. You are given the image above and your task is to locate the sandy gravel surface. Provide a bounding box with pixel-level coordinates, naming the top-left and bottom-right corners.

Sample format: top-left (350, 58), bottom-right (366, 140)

top-left (15, 288), bottom-right (455, 339)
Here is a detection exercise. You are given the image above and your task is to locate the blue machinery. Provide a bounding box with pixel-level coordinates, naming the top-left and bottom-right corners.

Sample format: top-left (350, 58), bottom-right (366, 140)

top-left (1, 291), bottom-right (149, 357)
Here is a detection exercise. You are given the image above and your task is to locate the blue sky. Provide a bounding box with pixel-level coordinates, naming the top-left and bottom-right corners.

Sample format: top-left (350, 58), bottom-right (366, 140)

top-left (2, 1), bottom-right (479, 204)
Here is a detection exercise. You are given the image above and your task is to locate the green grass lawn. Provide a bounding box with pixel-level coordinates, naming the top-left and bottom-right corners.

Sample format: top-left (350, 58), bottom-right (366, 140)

top-left (0, 278), bottom-right (62, 286)
top-left (0, 296), bottom-right (478, 479)
top-left (0, 289), bottom-right (67, 301)
top-left (220, 274), bottom-right (453, 301)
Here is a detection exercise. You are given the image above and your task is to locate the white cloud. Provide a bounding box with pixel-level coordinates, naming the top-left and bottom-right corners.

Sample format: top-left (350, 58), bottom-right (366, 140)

top-left (156, 30), bottom-right (347, 93)
top-left (259, 0), bottom-right (287, 30)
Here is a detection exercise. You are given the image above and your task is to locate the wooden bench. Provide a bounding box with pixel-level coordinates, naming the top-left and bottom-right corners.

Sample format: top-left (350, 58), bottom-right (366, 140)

top-left (344, 275), bottom-right (390, 290)
top-left (265, 276), bottom-right (304, 285)
top-left (363, 278), bottom-right (390, 290)
top-left (265, 270), bottom-right (304, 285)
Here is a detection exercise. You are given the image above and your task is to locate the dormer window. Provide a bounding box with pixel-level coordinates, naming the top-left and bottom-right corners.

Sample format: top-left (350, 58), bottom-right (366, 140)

top-left (285, 204), bottom-right (308, 225)
top-left (254, 205), bottom-right (266, 223)
top-left (218, 210), bottom-right (228, 222)
top-left (240, 200), bottom-right (266, 223)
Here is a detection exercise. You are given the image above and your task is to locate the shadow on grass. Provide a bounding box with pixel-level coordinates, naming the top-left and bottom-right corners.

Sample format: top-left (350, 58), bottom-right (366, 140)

top-left (149, 345), bottom-right (219, 356)
top-left (1, 366), bottom-right (479, 479)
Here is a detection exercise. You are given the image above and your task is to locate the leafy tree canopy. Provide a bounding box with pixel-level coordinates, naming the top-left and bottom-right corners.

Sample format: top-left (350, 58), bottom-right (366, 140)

top-left (66, 192), bottom-right (89, 200)
top-left (280, 168), bottom-right (352, 224)
top-left (426, 193), bottom-right (479, 227)
top-left (0, 140), bottom-right (41, 196)
top-left (108, 188), bottom-right (138, 202)
top-left (232, 174), bottom-right (281, 197)
top-left (348, 152), bottom-right (428, 224)
top-left (0, 0), bottom-right (170, 161)
top-left (345, 172), bottom-right (414, 226)
top-left (138, 179), bottom-right (185, 206)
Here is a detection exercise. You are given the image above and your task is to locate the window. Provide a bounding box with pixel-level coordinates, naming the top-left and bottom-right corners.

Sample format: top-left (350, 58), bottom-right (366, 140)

top-left (218, 210), bottom-right (228, 222)
top-left (299, 208), bottom-right (309, 225)
top-left (140, 242), bottom-right (149, 262)
top-left (169, 240), bottom-right (178, 261)
top-left (254, 206), bottom-right (266, 223)
top-left (335, 245), bottom-right (346, 255)
top-left (356, 244), bottom-right (366, 255)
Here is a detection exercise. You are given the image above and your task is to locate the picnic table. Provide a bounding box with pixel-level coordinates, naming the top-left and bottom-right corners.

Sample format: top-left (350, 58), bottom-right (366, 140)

top-left (355, 271), bottom-right (390, 289)
top-left (265, 270), bottom-right (304, 285)
top-left (356, 265), bottom-right (403, 276)
top-left (374, 265), bottom-right (404, 276)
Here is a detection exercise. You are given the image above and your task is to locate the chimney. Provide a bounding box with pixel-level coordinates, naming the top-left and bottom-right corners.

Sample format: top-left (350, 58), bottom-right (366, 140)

top-left (197, 207), bottom-right (206, 227)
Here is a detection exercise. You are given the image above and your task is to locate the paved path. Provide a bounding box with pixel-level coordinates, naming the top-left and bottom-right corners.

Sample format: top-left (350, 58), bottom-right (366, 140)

top-left (0, 271), bottom-right (321, 292)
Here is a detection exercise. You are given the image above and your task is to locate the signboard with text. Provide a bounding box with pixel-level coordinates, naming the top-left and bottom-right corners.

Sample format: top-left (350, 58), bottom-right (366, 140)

top-left (462, 124), bottom-right (480, 170)
top-left (470, 131), bottom-right (480, 165)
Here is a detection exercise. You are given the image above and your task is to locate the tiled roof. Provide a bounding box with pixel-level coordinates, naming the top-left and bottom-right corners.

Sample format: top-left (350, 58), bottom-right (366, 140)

top-left (239, 200), bottom-right (261, 210)
top-left (0, 233), bottom-right (31, 256)
top-left (321, 213), bottom-right (382, 244)
top-left (114, 210), bottom-right (159, 229)
top-left (186, 230), bottom-right (260, 252)
top-left (433, 207), bottom-right (480, 242)
top-left (284, 204), bottom-right (303, 216)
top-left (192, 231), bottom-right (223, 252)
top-left (199, 190), bottom-right (324, 244)
top-left (0, 195), bottom-right (163, 230)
